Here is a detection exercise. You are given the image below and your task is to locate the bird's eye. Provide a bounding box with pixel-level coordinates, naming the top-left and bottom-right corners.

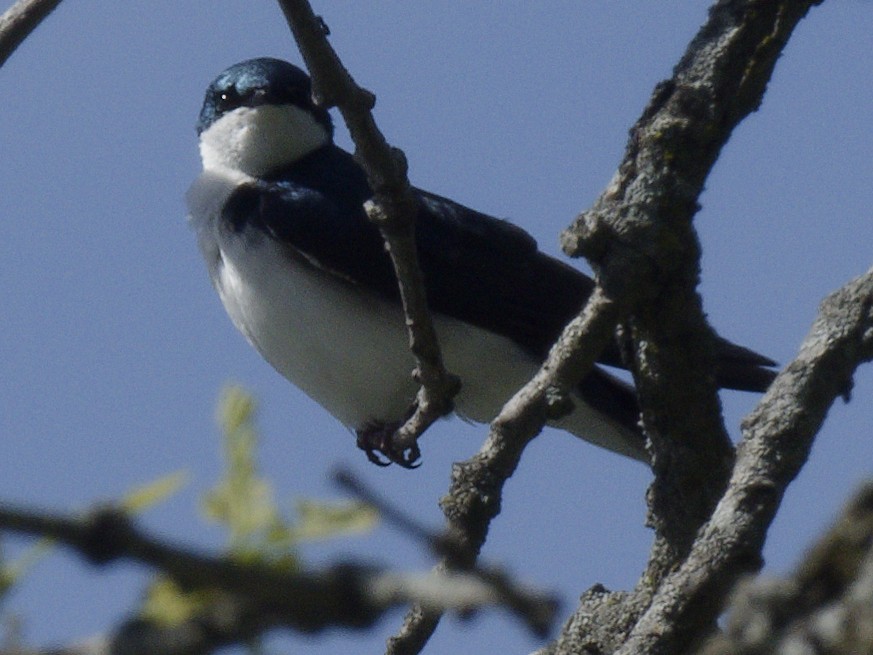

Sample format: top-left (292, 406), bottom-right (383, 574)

top-left (216, 88), bottom-right (241, 111)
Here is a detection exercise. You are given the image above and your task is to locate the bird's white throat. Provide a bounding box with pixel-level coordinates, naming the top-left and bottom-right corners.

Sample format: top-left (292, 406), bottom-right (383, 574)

top-left (199, 104), bottom-right (330, 176)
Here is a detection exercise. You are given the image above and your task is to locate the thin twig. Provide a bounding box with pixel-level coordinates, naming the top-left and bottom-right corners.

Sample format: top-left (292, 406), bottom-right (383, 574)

top-left (389, 286), bottom-right (632, 653)
top-left (333, 468), bottom-right (561, 638)
top-left (276, 0), bottom-right (460, 466)
top-left (0, 0), bottom-right (62, 67)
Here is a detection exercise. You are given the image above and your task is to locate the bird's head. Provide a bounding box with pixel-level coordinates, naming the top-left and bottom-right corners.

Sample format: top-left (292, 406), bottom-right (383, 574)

top-left (196, 58), bottom-right (333, 176)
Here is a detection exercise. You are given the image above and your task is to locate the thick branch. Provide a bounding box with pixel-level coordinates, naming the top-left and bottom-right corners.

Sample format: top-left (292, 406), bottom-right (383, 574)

top-left (394, 0), bottom-right (825, 650)
top-left (700, 481), bottom-right (873, 655)
top-left (0, 503), bottom-right (383, 633)
top-left (0, 0), bottom-right (62, 67)
top-left (615, 268), bottom-right (873, 655)
top-left (276, 0), bottom-right (460, 464)
top-left (543, 1), bottom-right (825, 652)
top-left (564, 0), bottom-right (824, 580)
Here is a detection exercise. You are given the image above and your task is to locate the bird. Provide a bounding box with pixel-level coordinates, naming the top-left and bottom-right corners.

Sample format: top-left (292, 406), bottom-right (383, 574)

top-left (187, 57), bottom-right (776, 468)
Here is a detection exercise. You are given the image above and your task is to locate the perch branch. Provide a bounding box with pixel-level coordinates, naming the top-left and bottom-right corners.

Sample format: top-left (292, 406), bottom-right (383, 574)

top-left (277, 0), bottom-right (460, 467)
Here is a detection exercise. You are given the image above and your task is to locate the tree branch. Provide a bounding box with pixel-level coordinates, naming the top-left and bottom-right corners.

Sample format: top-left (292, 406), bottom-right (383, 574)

top-left (274, 2), bottom-right (835, 654)
top-left (334, 468), bottom-right (560, 638)
top-left (563, 0), bottom-right (825, 584)
top-left (0, 0), bottom-right (62, 68)
top-left (276, 0), bottom-right (460, 466)
top-left (0, 503), bottom-right (382, 633)
top-left (389, 286), bottom-right (632, 653)
top-left (0, 501), bottom-right (559, 654)
top-left (267, 10), bottom-right (636, 647)
top-left (395, 0), bottom-right (829, 650)
top-left (614, 267), bottom-right (873, 655)
top-left (700, 480), bottom-right (873, 655)
top-left (532, 1), bottom-right (829, 652)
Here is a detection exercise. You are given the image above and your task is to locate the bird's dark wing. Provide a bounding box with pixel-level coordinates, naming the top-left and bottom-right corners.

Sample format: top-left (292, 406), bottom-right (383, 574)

top-left (239, 146), bottom-right (593, 358)
top-left (407, 191), bottom-right (777, 392)
top-left (225, 164), bottom-right (398, 294)
top-left (230, 145), bottom-right (774, 400)
top-left (413, 190), bottom-right (593, 356)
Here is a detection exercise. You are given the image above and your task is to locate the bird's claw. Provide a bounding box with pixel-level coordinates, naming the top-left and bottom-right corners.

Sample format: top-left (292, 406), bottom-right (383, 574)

top-left (356, 422), bottom-right (422, 469)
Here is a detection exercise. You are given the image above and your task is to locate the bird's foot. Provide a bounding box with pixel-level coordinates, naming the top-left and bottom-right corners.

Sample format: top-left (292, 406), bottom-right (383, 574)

top-left (356, 419), bottom-right (421, 469)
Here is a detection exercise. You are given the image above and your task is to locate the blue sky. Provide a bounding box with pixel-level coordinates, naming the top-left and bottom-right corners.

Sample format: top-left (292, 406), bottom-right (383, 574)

top-left (1, 2), bottom-right (871, 653)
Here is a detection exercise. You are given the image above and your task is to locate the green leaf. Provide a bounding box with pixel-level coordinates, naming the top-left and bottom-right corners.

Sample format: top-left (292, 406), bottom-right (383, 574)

top-left (0, 538), bottom-right (55, 599)
top-left (133, 386), bottom-right (380, 628)
top-left (288, 499), bottom-right (379, 542)
top-left (217, 384), bottom-right (256, 435)
top-left (202, 386), bottom-right (295, 567)
top-left (121, 470), bottom-right (189, 514)
top-left (140, 576), bottom-right (221, 627)
top-left (201, 386), bottom-right (377, 570)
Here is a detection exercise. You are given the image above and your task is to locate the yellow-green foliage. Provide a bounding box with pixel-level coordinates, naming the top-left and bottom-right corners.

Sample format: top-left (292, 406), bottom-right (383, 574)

top-left (0, 538), bottom-right (54, 601)
top-left (141, 385), bottom-right (377, 628)
top-left (139, 577), bottom-right (222, 627)
top-left (202, 385), bottom-right (377, 569)
top-left (121, 471), bottom-right (189, 514)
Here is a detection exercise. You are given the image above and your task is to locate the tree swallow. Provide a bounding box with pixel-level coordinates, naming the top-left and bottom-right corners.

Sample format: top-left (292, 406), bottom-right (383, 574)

top-left (187, 58), bottom-right (775, 467)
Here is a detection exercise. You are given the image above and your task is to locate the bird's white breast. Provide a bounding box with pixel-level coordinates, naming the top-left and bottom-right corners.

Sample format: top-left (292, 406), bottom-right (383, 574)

top-left (188, 167), bottom-right (413, 425)
top-left (187, 168), bottom-right (642, 459)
